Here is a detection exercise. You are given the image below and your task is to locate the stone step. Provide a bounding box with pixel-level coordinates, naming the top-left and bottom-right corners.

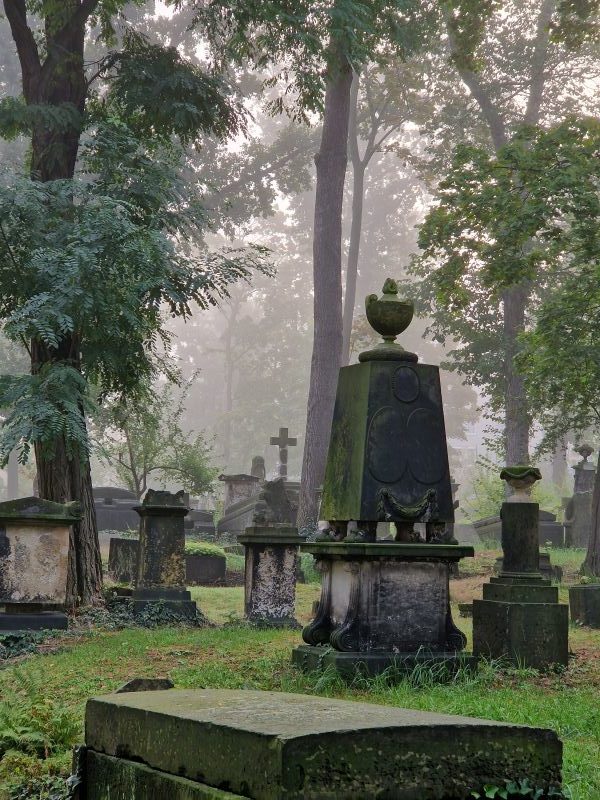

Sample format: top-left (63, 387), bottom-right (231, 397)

top-left (84, 688), bottom-right (562, 800)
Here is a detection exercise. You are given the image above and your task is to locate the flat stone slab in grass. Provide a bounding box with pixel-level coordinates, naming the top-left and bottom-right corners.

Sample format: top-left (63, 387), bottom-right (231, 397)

top-left (85, 689), bottom-right (562, 800)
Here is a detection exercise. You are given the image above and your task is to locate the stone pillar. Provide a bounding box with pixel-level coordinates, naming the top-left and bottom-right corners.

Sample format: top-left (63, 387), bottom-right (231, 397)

top-left (473, 467), bottom-right (569, 669)
top-left (238, 525), bottom-right (301, 627)
top-left (0, 497), bottom-right (80, 631)
top-left (132, 490), bottom-right (196, 619)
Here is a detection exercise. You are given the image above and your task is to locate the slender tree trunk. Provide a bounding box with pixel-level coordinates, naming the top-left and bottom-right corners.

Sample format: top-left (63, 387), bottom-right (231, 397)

top-left (582, 453), bottom-right (600, 577)
top-left (5, 0), bottom-right (103, 605)
top-left (6, 449), bottom-right (18, 499)
top-left (551, 436), bottom-right (567, 487)
top-left (341, 73), bottom-right (363, 365)
top-left (503, 283), bottom-right (531, 464)
top-left (297, 54), bottom-right (353, 530)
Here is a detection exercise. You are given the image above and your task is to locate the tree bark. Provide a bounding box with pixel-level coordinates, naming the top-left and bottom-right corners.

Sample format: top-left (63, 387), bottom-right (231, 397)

top-left (341, 73), bottom-right (365, 366)
top-left (5, 0), bottom-right (103, 605)
top-left (503, 283), bottom-right (531, 464)
top-left (582, 452), bottom-right (600, 577)
top-left (297, 53), bottom-right (353, 530)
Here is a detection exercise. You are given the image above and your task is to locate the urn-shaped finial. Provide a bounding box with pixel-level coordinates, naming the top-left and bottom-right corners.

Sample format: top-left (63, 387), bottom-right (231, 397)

top-left (500, 465), bottom-right (542, 502)
top-left (359, 279), bottom-right (416, 363)
top-left (576, 443), bottom-right (593, 463)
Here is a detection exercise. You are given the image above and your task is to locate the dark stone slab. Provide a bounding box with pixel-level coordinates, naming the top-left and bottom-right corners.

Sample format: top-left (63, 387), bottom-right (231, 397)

top-left (0, 611), bottom-right (67, 631)
top-left (108, 537), bottom-right (139, 583)
top-left (116, 678), bottom-right (174, 693)
top-left (85, 688), bottom-right (563, 800)
top-left (473, 599), bottom-right (569, 669)
top-left (569, 584), bottom-right (600, 628)
top-left (185, 554), bottom-right (226, 585)
top-left (85, 751), bottom-right (245, 800)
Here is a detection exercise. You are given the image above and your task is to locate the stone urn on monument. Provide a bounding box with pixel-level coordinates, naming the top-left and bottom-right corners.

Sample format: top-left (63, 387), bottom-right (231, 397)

top-left (292, 279), bottom-right (475, 677)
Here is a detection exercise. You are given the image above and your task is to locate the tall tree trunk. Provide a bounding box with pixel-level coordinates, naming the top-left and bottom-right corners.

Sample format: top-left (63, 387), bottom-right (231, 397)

top-left (551, 437), bottom-right (567, 487)
top-left (503, 283), bottom-right (531, 464)
top-left (5, 0), bottom-right (103, 605)
top-left (6, 449), bottom-right (19, 499)
top-left (582, 453), bottom-right (600, 577)
top-left (297, 54), bottom-right (353, 530)
top-left (341, 73), bottom-right (364, 365)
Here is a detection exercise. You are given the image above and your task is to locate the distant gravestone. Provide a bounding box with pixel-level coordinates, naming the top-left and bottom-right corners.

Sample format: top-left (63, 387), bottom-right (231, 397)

top-left (93, 486), bottom-right (139, 532)
top-left (83, 688), bottom-right (563, 799)
top-left (238, 525), bottom-right (301, 627)
top-left (564, 445), bottom-right (595, 548)
top-left (107, 537), bottom-right (139, 584)
top-left (0, 497), bottom-right (80, 631)
top-left (132, 490), bottom-right (196, 619)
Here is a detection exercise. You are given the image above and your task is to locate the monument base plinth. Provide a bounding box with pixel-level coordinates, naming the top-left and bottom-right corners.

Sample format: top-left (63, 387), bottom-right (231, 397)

top-left (132, 587), bottom-right (197, 620)
top-left (292, 644), bottom-right (477, 678)
top-left (294, 542), bottom-right (474, 679)
top-left (0, 610), bottom-right (68, 632)
top-left (473, 578), bottom-right (568, 669)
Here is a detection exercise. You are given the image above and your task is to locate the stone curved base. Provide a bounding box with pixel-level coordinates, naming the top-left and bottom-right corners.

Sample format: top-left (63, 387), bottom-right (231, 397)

top-left (292, 644), bottom-right (477, 679)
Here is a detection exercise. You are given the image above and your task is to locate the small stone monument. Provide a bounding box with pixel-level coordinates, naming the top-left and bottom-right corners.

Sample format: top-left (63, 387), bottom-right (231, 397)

top-left (238, 524), bottom-right (302, 627)
top-left (293, 279), bottom-right (474, 676)
top-left (564, 444), bottom-right (595, 548)
top-left (270, 427), bottom-right (297, 480)
top-left (107, 536), bottom-right (139, 584)
top-left (132, 490), bottom-right (196, 619)
top-left (473, 467), bottom-right (569, 669)
top-left (0, 497), bottom-right (80, 631)
top-left (82, 688), bottom-right (563, 799)
top-left (569, 582), bottom-right (600, 628)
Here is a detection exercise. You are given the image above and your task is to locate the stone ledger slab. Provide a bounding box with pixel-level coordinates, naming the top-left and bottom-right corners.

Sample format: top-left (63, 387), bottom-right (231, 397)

top-left (85, 689), bottom-right (562, 800)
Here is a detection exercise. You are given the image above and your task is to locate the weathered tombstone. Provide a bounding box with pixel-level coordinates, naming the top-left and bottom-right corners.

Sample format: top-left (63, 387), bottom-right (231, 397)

top-left (569, 583), bottom-right (600, 628)
top-left (93, 486), bottom-right (139, 532)
top-left (217, 475), bottom-right (299, 537)
top-left (473, 467), bottom-right (569, 669)
top-left (107, 536), bottom-right (139, 584)
top-left (269, 426), bottom-right (297, 480)
top-left (219, 470), bottom-right (261, 513)
top-left (474, 508), bottom-right (564, 547)
top-left (293, 280), bottom-right (474, 676)
top-left (132, 490), bottom-right (197, 619)
top-left (564, 444), bottom-right (595, 548)
top-left (185, 551), bottom-right (226, 585)
top-left (0, 497), bottom-right (80, 631)
top-left (82, 688), bottom-right (563, 799)
top-left (238, 524), bottom-right (302, 626)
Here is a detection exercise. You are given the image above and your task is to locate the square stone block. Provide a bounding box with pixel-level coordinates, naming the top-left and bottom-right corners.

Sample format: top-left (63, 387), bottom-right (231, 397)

top-left (569, 584), bottom-right (600, 628)
top-left (85, 688), bottom-right (562, 800)
top-left (473, 599), bottom-right (569, 669)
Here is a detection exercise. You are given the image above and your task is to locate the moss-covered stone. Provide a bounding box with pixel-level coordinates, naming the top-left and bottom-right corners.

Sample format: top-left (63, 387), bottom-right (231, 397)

top-left (85, 688), bottom-right (562, 799)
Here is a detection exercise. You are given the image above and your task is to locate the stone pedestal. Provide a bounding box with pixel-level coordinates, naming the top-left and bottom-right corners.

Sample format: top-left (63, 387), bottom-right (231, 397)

top-left (132, 490), bottom-right (196, 620)
top-left (84, 688), bottom-right (563, 799)
top-left (292, 542), bottom-right (474, 676)
top-left (0, 497), bottom-right (80, 631)
top-left (473, 501), bottom-right (569, 669)
top-left (569, 584), bottom-right (600, 628)
top-left (238, 525), bottom-right (301, 627)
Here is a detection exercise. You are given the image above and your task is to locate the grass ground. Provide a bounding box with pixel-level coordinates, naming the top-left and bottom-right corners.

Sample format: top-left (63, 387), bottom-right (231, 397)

top-left (0, 550), bottom-right (599, 799)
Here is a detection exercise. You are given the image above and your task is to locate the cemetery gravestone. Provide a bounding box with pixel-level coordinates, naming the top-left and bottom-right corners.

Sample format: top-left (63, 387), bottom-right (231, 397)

top-left (107, 536), bottom-right (139, 584)
top-left (132, 490), bottom-right (197, 619)
top-left (293, 280), bottom-right (474, 676)
top-left (0, 497), bottom-right (80, 631)
top-left (569, 583), bottom-right (600, 628)
top-left (269, 426), bottom-right (297, 480)
top-left (93, 486), bottom-right (139, 532)
top-left (564, 444), bottom-right (595, 548)
top-left (473, 467), bottom-right (569, 669)
top-left (238, 524), bottom-right (302, 626)
top-left (83, 688), bottom-right (563, 800)
top-left (185, 550), bottom-right (226, 585)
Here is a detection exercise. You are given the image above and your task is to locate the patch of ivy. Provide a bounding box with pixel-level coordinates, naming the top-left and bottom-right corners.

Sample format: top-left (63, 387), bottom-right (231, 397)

top-left (74, 597), bottom-right (212, 630)
top-left (0, 631), bottom-right (48, 661)
top-left (472, 779), bottom-right (568, 798)
top-left (9, 775), bottom-right (68, 800)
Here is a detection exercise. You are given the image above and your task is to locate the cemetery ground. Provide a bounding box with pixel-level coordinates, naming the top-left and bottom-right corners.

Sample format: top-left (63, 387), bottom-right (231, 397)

top-left (0, 548), bottom-right (599, 800)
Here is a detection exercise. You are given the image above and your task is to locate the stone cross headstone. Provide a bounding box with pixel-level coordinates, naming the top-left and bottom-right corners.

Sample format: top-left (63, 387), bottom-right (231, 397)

top-left (269, 427), bottom-right (297, 481)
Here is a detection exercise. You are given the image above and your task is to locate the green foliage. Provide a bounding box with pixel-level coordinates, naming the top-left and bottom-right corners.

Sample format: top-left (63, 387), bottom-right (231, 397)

top-left (461, 457), bottom-right (505, 522)
top-left (0, 99), bottom-right (82, 142)
top-left (0, 121), bottom-right (271, 466)
top-left (188, 0), bottom-right (438, 119)
top-left (471, 781), bottom-right (567, 799)
top-left (105, 31), bottom-right (243, 145)
top-left (412, 118), bottom-right (600, 441)
top-left (0, 671), bottom-right (79, 761)
top-left (185, 541), bottom-right (226, 557)
top-left (96, 376), bottom-right (219, 498)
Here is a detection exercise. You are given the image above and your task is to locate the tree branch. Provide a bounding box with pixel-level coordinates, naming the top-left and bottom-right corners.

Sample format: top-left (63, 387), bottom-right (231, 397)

top-left (3, 0), bottom-right (41, 102)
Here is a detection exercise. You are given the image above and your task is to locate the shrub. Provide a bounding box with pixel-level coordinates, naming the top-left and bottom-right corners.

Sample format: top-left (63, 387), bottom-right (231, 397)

top-left (184, 541), bottom-right (226, 558)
